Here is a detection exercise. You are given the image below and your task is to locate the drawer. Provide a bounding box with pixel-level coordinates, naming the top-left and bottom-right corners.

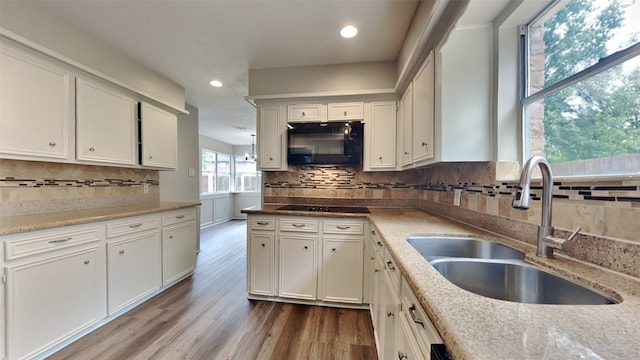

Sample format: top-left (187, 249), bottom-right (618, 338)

top-left (107, 214), bottom-right (159, 238)
top-left (279, 218), bottom-right (319, 233)
top-left (162, 208), bottom-right (196, 226)
top-left (250, 217), bottom-right (276, 231)
top-left (401, 277), bottom-right (442, 354)
top-left (328, 102), bottom-right (364, 120)
top-left (323, 220), bottom-right (364, 235)
top-left (4, 224), bottom-right (102, 261)
top-left (384, 247), bottom-right (401, 292)
top-left (288, 104), bottom-right (323, 122)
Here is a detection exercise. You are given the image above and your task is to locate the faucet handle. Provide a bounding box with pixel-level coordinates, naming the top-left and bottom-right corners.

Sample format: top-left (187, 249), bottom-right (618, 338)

top-left (567, 227), bottom-right (582, 241)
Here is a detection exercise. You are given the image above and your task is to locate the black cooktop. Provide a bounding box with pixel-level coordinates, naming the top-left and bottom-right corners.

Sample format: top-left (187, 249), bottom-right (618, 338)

top-left (276, 205), bottom-right (370, 214)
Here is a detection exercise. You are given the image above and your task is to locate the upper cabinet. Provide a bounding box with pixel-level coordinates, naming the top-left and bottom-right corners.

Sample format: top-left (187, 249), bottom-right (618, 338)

top-left (398, 83), bottom-right (413, 167)
top-left (76, 77), bottom-right (137, 166)
top-left (364, 101), bottom-right (397, 171)
top-left (328, 102), bottom-right (364, 121)
top-left (288, 104), bottom-right (324, 122)
top-left (258, 105), bottom-right (287, 170)
top-left (0, 42), bottom-right (72, 161)
top-left (140, 102), bottom-right (177, 169)
top-left (411, 52), bottom-right (435, 164)
top-left (433, 27), bottom-right (491, 163)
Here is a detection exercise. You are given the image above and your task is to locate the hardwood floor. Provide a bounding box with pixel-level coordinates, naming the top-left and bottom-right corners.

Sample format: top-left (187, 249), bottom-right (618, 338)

top-left (49, 220), bottom-right (377, 360)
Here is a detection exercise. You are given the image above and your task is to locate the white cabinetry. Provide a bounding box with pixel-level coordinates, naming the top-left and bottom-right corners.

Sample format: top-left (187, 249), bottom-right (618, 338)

top-left (400, 276), bottom-right (442, 358)
top-left (106, 214), bottom-right (161, 315)
top-left (288, 104), bottom-right (324, 122)
top-left (2, 224), bottom-right (105, 360)
top-left (140, 102), bottom-right (177, 169)
top-left (364, 101), bottom-right (397, 171)
top-left (328, 102), bottom-right (364, 121)
top-left (247, 216), bottom-right (276, 296)
top-left (0, 42), bottom-right (72, 161)
top-left (76, 77), bottom-right (137, 165)
top-left (434, 27), bottom-right (491, 162)
top-left (398, 84), bottom-right (413, 167)
top-left (411, 52), bottom-right (435, 164)
top-left (257, 105), bottom-right (287, 170)
top-left (161, 208), bottom-right (197, 286)
top-left (278, 217), bottom-right (318, 300)
top-left (319, 220), bottom-right (364, 304)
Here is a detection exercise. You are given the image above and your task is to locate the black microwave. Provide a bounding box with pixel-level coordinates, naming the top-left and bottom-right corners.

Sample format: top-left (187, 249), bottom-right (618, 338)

top-left (287, 121), bottom-right (363, 165)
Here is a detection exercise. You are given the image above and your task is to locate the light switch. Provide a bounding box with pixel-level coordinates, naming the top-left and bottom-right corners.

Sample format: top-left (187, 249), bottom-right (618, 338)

top-left (188, 168), bottom-right (196, 177)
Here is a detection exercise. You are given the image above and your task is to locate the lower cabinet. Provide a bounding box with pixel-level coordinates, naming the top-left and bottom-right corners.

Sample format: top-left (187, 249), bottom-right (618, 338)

top-left (2, 224), bottom-right (105, 360)
top-left (161, 212), bottom-right (197, 286)
top-left (320, 236), bottom-right (363, 303)
top-left (279, 233), bottom-right (318, 300)
top-left (249, 232), bottom-right (276, 296)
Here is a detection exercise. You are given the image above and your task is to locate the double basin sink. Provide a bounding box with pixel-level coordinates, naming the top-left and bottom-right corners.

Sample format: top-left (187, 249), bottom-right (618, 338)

top-left (407, 236), bottom-right (617, 305)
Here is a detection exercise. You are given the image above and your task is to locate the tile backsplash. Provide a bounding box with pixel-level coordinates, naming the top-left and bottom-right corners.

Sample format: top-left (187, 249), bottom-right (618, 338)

top-left (0, 159), bottom-right (159, 216)
top-left (264, 163), bottom-right (640, 278)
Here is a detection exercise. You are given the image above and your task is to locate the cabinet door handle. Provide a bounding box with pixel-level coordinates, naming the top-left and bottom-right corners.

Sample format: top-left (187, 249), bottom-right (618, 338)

top-left (386, 261), bottom-right (395, 271)
top-left (304, 245), bottom-right (309, 250)
top-left (386, 311), bottom-right (395, 317)
top-left (331, 248), bottom-right (336, 252)
top-left (176, 215), bottom-right (185, 219)
top-left (269, 156), bottom-right (274, 160)
top-left (376, 241), bottom-right (383, 247)
top-left (292, 224), bottom-right (306, 228)
top-left (422, 142), bottom-right (428, 147)
top-left (343, 111), bottom-right (347, 116)
top-left (89, 147), bottom-right (95, 152)
top-left (398, 351), bottom-right (408, 360)
top-left (169, 235), bottom-right (174, 239)
top-left (84, 260), bottom-right (90, 265)
top-left (129, 223), bottom-right (143, 228)
top-left (408, 305), bottom-right (425, 328)
top-left (302, 111), bottom-right (306, 116)
top-left (256, 221), bottom-right (270, 225)
top-left (336, 226), bottom-right (351, 230)
top-left (48, 237), bottom-right (72, 244)
top-left (371, 229), bottom-right (376, 235)
top-left (119, 250), bottom-right (125, 255)
top-left (261, 243), bottom-right (266, 247)
top-left (49, 141), bottom-right (56, 147)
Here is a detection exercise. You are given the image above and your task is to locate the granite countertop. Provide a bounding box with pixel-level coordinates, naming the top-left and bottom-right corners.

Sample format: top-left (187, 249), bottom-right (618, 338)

top-left (367, 208), bottom-right (640, 360)
top-left (0, 201), bottom-right (201, 235)
top-left (241, 204), bottom-right (371, 218)
top-left (246, 205), bottom-right (640, 359)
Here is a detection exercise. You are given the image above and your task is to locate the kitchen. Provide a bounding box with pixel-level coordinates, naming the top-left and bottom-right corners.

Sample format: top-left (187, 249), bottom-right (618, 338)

top-left (1, 0), bottom-right (639, 359)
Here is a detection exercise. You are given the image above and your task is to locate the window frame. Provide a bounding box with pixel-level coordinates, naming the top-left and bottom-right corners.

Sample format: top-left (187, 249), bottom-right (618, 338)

top-left (200, 148), bottom-right (232, 195)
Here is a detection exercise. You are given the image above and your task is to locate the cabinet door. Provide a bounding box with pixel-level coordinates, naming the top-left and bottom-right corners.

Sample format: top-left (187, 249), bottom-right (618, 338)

top-left (399, 84), bottom-right (413, 166)
top-left (279, 234), bottom-right (317, 300)
top-left (140, 102), bottom-right (177, 169)
top-left (5, 247), bottom-right (103, 360)
top-left (249, 232), bottom-right (275, 296)
top-left (0, 44), bottom-right (71, 160)
top-left (371, 253), bottom-right (385, 357)
top-left (366, 101), bottom-right (397, 170)
top-left (320, 237), bottom-right (363, 303)
top-left (328, 102), bottom-right (364, 121)
top-left (162, 220), bottom-right (197, 286)
top-left (107, 231), bottom-right (161, 315)
top-left (258, 105), bottom-right (286, 170)
top-left (412, 52), bottom-right (434, 163)
top-left (288, 104), bottom-right (323, 122)
top-left (76, 77), bottom-right (136, 165)
top-left (396, 313), bottom-right (426, 360)
top-left (381, 271), bottom-right (401, 360)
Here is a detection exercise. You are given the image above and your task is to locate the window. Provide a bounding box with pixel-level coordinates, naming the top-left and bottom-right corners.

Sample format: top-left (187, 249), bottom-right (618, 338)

top-left (234, 155), bottom-right (261, 192)
top-left (523, 0), bottom-right (640, 177)
top-left (201, 149), bottom-right (231, 194)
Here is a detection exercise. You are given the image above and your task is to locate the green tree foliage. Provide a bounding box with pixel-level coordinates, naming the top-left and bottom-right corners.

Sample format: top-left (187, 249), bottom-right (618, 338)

top-left (541, 0), bottom-right (640, 163)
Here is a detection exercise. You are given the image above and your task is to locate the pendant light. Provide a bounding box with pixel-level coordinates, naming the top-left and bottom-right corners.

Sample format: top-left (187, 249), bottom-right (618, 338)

top-left (245, 134), bottom-right (257, 161)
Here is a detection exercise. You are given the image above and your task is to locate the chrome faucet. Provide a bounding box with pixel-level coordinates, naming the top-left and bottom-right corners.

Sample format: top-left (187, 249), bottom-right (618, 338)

top-left (512, 156), bottom-right (581, 258)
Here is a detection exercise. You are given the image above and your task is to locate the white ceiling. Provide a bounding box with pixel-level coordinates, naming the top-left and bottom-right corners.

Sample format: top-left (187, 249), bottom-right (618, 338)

top-left (28, 0), bottom-right (421, 145)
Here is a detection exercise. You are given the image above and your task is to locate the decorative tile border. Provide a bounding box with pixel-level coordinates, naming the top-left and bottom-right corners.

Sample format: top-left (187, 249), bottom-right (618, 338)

top-left (0, 177), bottom-right (159, 188)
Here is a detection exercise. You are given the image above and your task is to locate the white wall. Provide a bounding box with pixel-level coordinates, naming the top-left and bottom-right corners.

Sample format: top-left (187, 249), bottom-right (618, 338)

top-left (0, 1), bottom-right (185, 111)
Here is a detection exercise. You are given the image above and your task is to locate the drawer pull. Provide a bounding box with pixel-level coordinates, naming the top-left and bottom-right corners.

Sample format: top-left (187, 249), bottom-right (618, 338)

top-left (176, 215), bottom-right (185, 219)
top-left (371, 229), bottom-right (376, 235)
top-left (49, 141), bottom-right (56, 147)
top-left (48, 237), bottom-right (72, 244)
top-left (119, 250), bottom-right (125, 254)
top-left (386, 261), bottom-right (395, 271)
top-left (84, 260), bottom-right (90, 265)
top-left (376, 241), bottom-right (383, 247)
top-left (336, 226), bottom-right (351, 230)
top-left (256, 221), bottom-right (270, 226)
top-left (386, 311), bottom-right (395, 317)
top-left (408, 305), bottom-right (425, 328)
top-left (129, 223), bottom-right (143, 228)
top-left (398, 352), bottom-right (408, 360)
top-left (292, 224), bottom-right (306, 228)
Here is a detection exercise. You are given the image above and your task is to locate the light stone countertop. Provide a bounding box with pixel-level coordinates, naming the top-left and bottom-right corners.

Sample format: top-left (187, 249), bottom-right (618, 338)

top-left (245, 205), bottom-right (640, 359)
top-left (367, 208), bottom-right (640, 360)
top-left (0, 201), bottom-right (201, 235)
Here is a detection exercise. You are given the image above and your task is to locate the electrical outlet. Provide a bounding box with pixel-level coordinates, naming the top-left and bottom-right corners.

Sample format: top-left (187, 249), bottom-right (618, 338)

top-left (188, 168), bottom-right (196, 177)
top-left (143, 183), bottom-right (149, 194)
top-left (453, 189), bottom-right (461, 207)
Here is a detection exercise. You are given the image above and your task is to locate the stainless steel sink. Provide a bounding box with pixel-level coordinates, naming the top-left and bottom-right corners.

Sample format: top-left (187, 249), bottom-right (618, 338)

top-left (407, 236), bottom-right (525, 261)
top-left (431, 259), bottom-right (617, 305)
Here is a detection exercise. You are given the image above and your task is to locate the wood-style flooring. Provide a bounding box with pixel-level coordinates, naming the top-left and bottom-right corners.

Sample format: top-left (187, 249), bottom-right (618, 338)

top-left (49, 220), bottom-right (377, 360)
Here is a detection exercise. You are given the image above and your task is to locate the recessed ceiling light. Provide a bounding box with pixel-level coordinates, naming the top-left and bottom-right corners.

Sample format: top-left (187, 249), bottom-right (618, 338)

top-left (340, 25), bottom-right (358, 39)
top-left (209, 80), bottom-right (223, 87)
